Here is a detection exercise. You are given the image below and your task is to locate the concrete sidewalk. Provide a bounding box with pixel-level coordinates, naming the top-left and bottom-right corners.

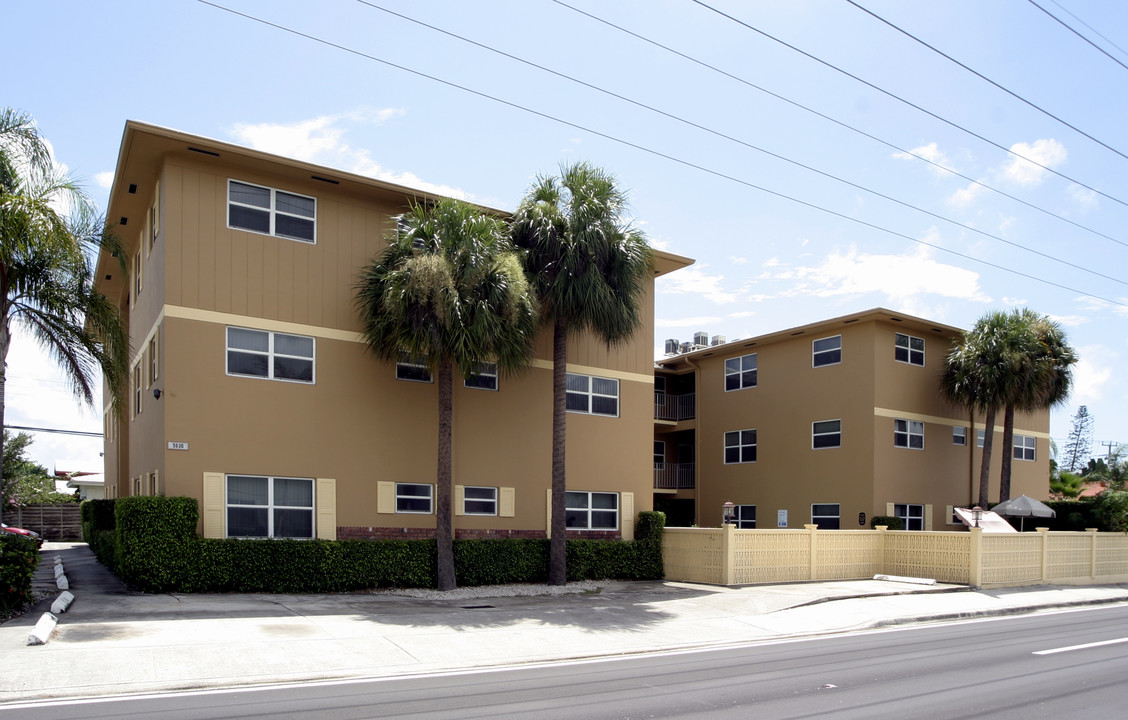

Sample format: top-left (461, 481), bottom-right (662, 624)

top-left (2, 542), bottom-right (1127, 703)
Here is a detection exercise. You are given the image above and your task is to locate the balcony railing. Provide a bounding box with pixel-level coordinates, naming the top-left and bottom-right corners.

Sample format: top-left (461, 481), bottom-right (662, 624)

top-left (655, 392), bottom-right (695, 421)
top-left (654, 462), bottom-right (695, 490)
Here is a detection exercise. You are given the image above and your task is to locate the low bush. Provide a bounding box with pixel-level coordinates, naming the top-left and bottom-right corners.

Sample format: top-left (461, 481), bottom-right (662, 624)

top-left (0, 533), bottom-right (40, 618)
top-left (870, 515), bottom-right (904, 530)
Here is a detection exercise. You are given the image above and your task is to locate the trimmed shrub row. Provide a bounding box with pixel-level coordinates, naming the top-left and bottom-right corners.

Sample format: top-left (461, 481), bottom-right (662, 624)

top-left (83, 497), bottom-right (666, 593)
top-left (0, 533), bottom-right (40, 618)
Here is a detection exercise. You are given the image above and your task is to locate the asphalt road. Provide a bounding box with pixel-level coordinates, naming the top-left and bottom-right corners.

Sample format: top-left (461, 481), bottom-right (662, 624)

top-left (3, 604), bottom-right (1126, 719)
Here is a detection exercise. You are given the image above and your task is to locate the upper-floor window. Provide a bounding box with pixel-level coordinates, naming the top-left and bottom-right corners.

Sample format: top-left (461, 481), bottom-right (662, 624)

top-left (894, 419), bottom-right (924, 449)
top-left (148, 335), bottom-right (159, 385)
top-left (566, 373), bottom-right (619, 417)
top-left (227, 327), bottom-right (314, 383)
top-left (226, 474), bottom-right (313, 538)
top-left (228, 180), bottom-right (316, 243)
top-left (977, 429), bottom-right (986, 448)
top-left (812, 419), bottom-right (841, 449)
top-left (654, 441), bottom-right (665, 466)
top-left (812, 335), bottom-right (842, 367)
top-left (953, 426), bottom-right (966, 446)
top-left (148, 180), bottom-right (160, 252)
top-left (724, 353), bottom-right (757, 391)
top-left (132, 250), bottom-right (143, 304)
top-left (1013, 435), bottom-right (1036, 461)
top-left (565, 491), bottom-right (618, 530)
top-left (465, 361), bottom-right (498, 390)
top-left (132, 363), bottom-right (143, 418)
top-left (724, 429), bottom-right (757, 463)
top-left (396, 354), bottom-right (432, 383)
top-left (895, 333), bottom-right (925, 366)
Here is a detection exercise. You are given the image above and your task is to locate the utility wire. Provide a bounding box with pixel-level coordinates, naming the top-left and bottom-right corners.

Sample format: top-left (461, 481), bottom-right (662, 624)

top-left (1028, 0), bottom-right (1128, 73)
top-left (356, 0), bottom-right (1125, 287)
top-left (194, 1), bottom-right (1127, 308)
top-left (1047, 0), bottom-right (1128, 60)
top-left (844, 0), bottom-right (1128, 161)
top-left (690, 0), bottom-right (1128, 211)
top-left (5, 424), bottom-right (103, 439)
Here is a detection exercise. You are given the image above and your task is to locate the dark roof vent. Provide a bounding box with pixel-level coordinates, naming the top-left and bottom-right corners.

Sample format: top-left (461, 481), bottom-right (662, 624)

top-left (127, 184), bottom-right (138, 194)
top-left (187, 146), bottom-right (220, 157)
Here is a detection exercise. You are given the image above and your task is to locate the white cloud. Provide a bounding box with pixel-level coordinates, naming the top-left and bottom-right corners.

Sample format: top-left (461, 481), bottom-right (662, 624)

top-left (655, 316), bottom-right (725, 328)
top-left (728, 310), bottom-right (757, 319)
top-left (729, 256), bottom-right (748, 265)
top-left (656, 265), bottom-right (740, 304)
top-left (1070, 347), bottom-right (1114, 404)
top-left (1000, 296), bottom-right (1028, 307)
top-left (228, 109), bottom-right (471, 200)
top-left (892, 142), bottom-right (956, 176)
top-left (1067, 184), bottom-right (1098, 213)
top-left (948, 180), bottom-right (988, 208)
top-left (1047, 313), bottom-right (1089, 328)
top-left (94, 171), bottom-right (114, 189)
top-left (1000, 138), bottom-right (1067, 186)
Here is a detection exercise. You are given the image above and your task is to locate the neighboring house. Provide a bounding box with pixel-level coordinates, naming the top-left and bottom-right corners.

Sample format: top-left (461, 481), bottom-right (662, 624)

top-left (53, 461), bottom-right (105, 500)
top-left (653, 309), bottom-right (1051, 530)
top-left (96, 121), bottom-right (692, 542)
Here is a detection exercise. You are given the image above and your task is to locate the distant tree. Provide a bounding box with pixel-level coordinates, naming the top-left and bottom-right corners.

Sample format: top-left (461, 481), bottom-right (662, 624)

top-left (1088, 449), bottom-right (1127, 493)
top-left (1082, 457), bottom-right (1108, 477)
top-left (1092, 490), bottom-right (1128, 533)
top-left (1060, 406), bottom-right (1095, 473)
top-left (1049, 470), bottom-right (1084, 499)
top-left (1, 430), bottom-right (71, 507)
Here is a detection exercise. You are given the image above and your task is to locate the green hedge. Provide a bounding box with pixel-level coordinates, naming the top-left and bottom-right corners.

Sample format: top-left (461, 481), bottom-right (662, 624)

top-left (870, 515), bottom-right (904, 530)
top-left (104, 498), bottom-right (667, 593)
top-left (0, 533), bottom-right (40, 618)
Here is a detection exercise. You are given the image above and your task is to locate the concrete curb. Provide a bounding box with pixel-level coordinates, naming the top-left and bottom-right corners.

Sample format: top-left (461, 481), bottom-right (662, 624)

top-left (27, 612), bottom-right (57, 646)
top-left (870, 595), bottom-right (1128, 629)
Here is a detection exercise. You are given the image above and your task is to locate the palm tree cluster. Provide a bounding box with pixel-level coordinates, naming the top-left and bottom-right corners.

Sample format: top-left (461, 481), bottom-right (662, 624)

top-left (0, 109), bottom-right (128, 519)
top-left (941, 308), bottom-right (1076, 508)
top-left (356, 162), bottom-right (652, 589)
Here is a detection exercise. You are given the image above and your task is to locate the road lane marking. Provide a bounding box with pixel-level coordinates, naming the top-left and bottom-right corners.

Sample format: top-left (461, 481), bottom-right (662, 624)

top-left (1034, 637), bottom-right (1128, 655)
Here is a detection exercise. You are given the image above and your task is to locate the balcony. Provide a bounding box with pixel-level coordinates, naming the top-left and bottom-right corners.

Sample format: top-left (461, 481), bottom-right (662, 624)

top-left (655, 393), bottom-right (695, 421)
top-left (654, 462), bottom-right (695, 490)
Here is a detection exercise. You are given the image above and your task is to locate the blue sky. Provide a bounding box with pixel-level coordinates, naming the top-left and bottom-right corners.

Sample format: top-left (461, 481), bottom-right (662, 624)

top-left (5, 0), bottom-right (1127, 473)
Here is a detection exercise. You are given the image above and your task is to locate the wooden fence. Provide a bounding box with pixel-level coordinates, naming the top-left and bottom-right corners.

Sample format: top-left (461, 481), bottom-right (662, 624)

top-left (4, 504), bottom-right (83, 540)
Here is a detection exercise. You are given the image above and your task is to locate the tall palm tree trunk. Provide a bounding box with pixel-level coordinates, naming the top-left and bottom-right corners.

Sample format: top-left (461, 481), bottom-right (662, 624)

top-left (999, 404), bottom-right (1016, 503)
top-left (978, 405), bottom-right (997, 509)
top-left (436, 359), bottom-right (456, 591)
top-left (548, 319), bottom-right (568, 586)
top-left (0, 316), bottom-right (8, 524)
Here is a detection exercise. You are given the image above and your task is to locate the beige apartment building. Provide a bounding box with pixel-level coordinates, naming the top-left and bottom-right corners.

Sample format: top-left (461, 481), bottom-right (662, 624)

top-left (653, 310), bottom-right (1051, 530)
top-left (96, 121), bottom-right (692, 542)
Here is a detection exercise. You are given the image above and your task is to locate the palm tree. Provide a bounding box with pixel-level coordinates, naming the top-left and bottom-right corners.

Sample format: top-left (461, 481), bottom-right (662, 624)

top-left (511, 162), bottom-right (652, 586)
top-left (997, 310), bottom-right (1075, 502)
top-left (356, 198), bottom-right (538, 590)
top-left (0, 109), bottom-right (128, 521)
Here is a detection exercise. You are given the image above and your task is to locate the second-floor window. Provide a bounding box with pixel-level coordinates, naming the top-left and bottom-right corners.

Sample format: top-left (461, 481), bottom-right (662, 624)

top-left (813, 419), bottom-right (841, 449)
top-left (228, 180), bottom-right (316, 243)
top-left (1013, 435), bottom-right (1036, 461)
top-left (724, 429), bottom-right (757, 463)
top-left (227, 327), bottom-right (314, 383)
top-left (812, 335), bottom-right (842, 367)
top-left (566, 373), bottom-right (619, 417)
top-left (895, 333), bottom-right (925, 366)
top-left (894, 419), bottom-right (924, 449)
top-left (724, 353), bottom-right (757, 391)
top-left (464, 362), bottom-right (498, 390)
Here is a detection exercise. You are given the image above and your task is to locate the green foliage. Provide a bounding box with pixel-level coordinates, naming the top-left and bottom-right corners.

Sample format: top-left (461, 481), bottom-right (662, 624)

top-left (1050, 470), bottom-right (1085, 499)
top-left (1, 430), bottom-right (70, 509)
top-left (1061, 406), bottom-right (1095, 473)
top-left (114, 496), bottom-right (198, 591)
top-left (0, 532), bottom-right (40, 617)
top-left (455, 539), bottom-right (548, 586)
top-left (870, 515), bottom-right (904, 530)
top-left (1092, 491), bottom-right (1128, 533)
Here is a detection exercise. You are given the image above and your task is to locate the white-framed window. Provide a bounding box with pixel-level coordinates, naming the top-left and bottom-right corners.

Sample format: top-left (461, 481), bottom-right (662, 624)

top-left (724, 429), bottom-right (757, 463)
top-left (148, 191), bottom-right (159, 252)
top-left (654, 376), bottom-right (666, 396)
top-left (226, 474), bottom-right (314, 538)
top-left (895, 333), bottom-right (925, 366)
top-left (1013, 435), bottom-right (1036, 461)
top-left (812, 335), bottom-right (842, 367)
top-left (953, 426), bottom-right (966, 446)
top-left (228, 179), bottom-right (316, 243)
top-left (894, 503), bottom-right (924, 531)
top-left (132, 249), bottom-right (143, 303)
top-left (565, 491), bottom-right (618, 530)
top-left (227, 327), bottom-right (315, 383)
top-left (654, 441), bottom-right (665, 466)
top-left (733, 504), bottom-right (756, 528)
top-left (465, 361), bottom-right (498, 390)
top-left (812, 419), bottom-right (841, 449)
top-left (133, 363), bottom-right (143, 418)
top-left (396, 483), bottom-right (433, 514)
top-left (812, 503), bottom-right (840, 529)
top-left (149, 334), bottom-right (159, 385)
top-left (566, 373), bottom-right (619, 417)
top-left (977, 429), bottom-right (986, 448)
top-left (462, 486), bottom-right (497, 516)
top-left (724, 353), bottom-right (757, 391)
top-left (894, 419), bottom-right (924, 449)
top-left (396, 354), bottom-right (432, 383)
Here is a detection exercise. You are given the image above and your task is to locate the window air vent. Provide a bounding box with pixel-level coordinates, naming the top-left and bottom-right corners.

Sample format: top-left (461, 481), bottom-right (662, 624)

top-left (105, 275), bottom-right (112, 281)
top-left (127, 184), bottom-right (138, 194)
top-left (187, 146), bottom-right (220, 157)
top-left (120, 217), bottom-right (128, 225)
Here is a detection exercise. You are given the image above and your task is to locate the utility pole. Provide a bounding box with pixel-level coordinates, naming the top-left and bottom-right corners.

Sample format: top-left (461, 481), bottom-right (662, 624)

top-left (1102, 440), bottom-right (1118, 460)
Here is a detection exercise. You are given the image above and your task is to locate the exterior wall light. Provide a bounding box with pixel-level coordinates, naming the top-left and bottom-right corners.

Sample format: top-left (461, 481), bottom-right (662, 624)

top-left (722, 501), bottom-right (735, 526)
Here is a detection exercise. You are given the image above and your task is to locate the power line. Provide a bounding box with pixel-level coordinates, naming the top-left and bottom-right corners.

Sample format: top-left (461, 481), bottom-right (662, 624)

top-left (1035, 0), bottom-right (1128, 72)
top-left (690, 0), bottom-right (1128, 211)
top-left (5, 424), bottom-right (103, 439)
top-left (844, 0), bottom-right (1128, 161)
top-left (354, 0), bottom-right (1125, 288)
top-left (194, 1), bottom-right (1128, 308)
top-left (551, 0), bottom-right (1128, 251)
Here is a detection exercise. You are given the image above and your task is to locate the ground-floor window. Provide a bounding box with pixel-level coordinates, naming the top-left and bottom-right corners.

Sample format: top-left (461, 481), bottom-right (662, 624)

top-left (894, 503), bottom-right (924, 531)
top-left (733, 504), bottom-right (756, 528)
top-left (462, 486), bottom-right (497, 515)
top-left (227, 475), bottom-right (314, 538)
top-left (566, 491), bottom-right (618, 530)
top-left (811, 503), bottom-right (840, 529)
top-left (396, 483), bottom-right (433, 513)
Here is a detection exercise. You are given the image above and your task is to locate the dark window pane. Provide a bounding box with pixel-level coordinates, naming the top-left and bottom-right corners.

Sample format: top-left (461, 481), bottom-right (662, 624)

top-left (228, 328), bottom-right (269, 352)
top-left (397, 497), bottom-right (431, 513)
top-left (565, 491), bottom-right (588, 508)
top-left (274, 356), bottom-right (313, 382)
top-left (566, 374), bottom-right (588, 393)
top-left (229, 182), bottom-right (270, 208)
top-left (813, 434), bottom-right (841, 448)
top-left (228, 507), bottom-right (268, 537)
top-left (228, 476), bottom-right (268, 505)
top-left (742, 446), bottom-right (757, 462)
top-left (725, 375), bottom-right (740, 391)
top-left (565, 510), bottom-right (587, 528)
top-left (814, 421), bottom-right (840, 434)
top-left (228, 351), bottom-right (269, 377)
top-left (465, 500), bottom-right (496, 515)
top-left (566, 392), bottom-right (588, 412)
top-left (275, 215), bottom-right (314, 242)
top-left (724, 358), bottom-right (740, 373)
top-left (592, 493), bottom-right (617, 509)
top-left (276, 191), bottom-right (315, 218)
top-left (814, 517), bottom-right (840, 529)
top-left (275, 333), bottom-right (313, 357)
top-left (274, 477), bottom-right (313, 507)
top-left (229, 205), bottom-right (270, 233)
top-left (592, 396), bottom-right (618, 416)
top-left (725, 447), bottom-right (740, 463)
top-left (910, 435), bottom-right (923, 449)
top-left (274, 509), bottom-right (313, 538)
top-left (743, 370), bottom-right (757, 387)
top-left (397, 363), bottom-right (431, 382)
top-left (592, 377), bottom-right (618, 396)
top-left (895, 346), bottom-right (909, 362)
top-left (591, 510), bottom-right (617, 529)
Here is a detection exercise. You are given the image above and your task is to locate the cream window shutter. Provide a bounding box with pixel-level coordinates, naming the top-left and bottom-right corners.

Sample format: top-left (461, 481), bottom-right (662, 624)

top-left (454, 485), bottom-right (465, 516)
top-left (377, 481), bottom-right (395, 514)
top-left (545, 488), bottom-right (553, 538)
top-left (620, 492), bottom-right (635, 540)
top-left (924, 504), bottom-right (933, 531)
top-left (202, 472), bottom-right (225, 539)
top-left (946, 505), bottom-right (954, 526)
top-left (500, 487), bottom-right (515, 517)
top-left (316, 478), bottom-right (337, 540)
top-left (885, 502), bottom-right (895, 516)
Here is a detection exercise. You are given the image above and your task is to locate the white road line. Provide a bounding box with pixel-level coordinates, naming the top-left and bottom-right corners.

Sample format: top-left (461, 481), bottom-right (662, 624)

top-left (1034, 637), bottom-right (1128, 655)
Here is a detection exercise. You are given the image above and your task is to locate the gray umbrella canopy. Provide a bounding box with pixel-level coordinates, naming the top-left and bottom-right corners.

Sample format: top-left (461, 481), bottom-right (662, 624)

top-left (991, 495), bottom-right (1056, 518)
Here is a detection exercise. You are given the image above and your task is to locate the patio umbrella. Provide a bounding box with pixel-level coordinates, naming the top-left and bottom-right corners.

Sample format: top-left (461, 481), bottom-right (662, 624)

top-left (990, 495), bottom-right (1056, 531)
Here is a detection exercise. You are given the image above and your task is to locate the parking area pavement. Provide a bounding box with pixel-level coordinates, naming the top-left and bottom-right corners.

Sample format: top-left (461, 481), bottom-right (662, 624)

top-left (2, 542), bottom-right (1126, 703)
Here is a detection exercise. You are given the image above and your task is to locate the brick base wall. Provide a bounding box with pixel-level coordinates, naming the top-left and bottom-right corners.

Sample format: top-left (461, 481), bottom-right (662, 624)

top-left (337, 527), bottom-right (621, 541)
